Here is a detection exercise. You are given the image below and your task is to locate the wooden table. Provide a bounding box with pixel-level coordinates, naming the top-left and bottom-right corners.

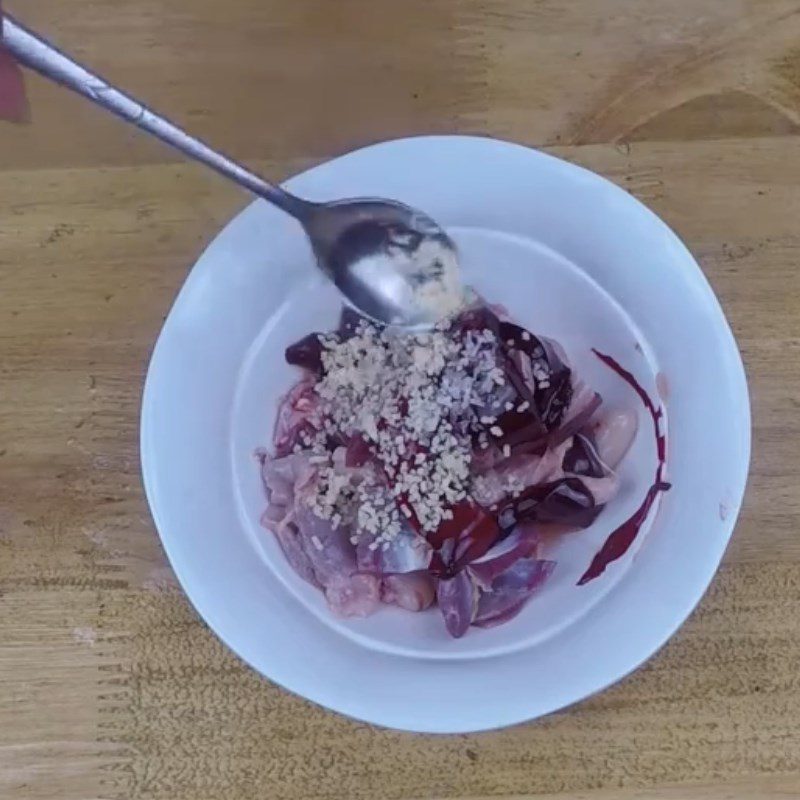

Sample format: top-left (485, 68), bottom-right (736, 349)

top-left (2, 2), bottom-right (799, 798)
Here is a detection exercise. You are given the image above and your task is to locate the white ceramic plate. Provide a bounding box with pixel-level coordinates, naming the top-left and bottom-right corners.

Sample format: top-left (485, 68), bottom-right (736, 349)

top-left (141, 135), bottom-right (750, 732)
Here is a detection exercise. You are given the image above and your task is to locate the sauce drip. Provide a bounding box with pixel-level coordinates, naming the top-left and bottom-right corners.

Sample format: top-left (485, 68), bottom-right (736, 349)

top-left (577, 350), bottom-right (671, 586)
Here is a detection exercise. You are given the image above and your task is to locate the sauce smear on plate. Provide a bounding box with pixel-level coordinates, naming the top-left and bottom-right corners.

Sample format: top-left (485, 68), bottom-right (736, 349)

top-left (578, 351), bottom-right (670, 585)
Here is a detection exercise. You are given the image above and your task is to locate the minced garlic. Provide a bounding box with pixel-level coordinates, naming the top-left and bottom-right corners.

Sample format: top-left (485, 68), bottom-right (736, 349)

top-left (296, 318), bottom-right (504, 547)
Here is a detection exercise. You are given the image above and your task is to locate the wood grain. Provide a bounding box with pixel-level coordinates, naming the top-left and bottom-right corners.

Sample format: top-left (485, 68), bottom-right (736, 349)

top-left (1, 1), bottom-right (800, 798)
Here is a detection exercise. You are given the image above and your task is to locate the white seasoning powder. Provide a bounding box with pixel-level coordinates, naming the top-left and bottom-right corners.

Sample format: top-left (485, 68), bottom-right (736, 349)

top-left (349, 236), bottom-right (465, 324)
top-left (297, 316), bottom-right (506, 541)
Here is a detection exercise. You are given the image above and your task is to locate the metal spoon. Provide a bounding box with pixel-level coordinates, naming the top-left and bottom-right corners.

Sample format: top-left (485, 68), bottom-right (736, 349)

top-left (2, 15), bottom-right (461, 328)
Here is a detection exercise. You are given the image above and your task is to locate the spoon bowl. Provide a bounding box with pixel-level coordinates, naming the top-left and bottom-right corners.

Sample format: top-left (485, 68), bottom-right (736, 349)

top-left (302, 197), bottom-right (460, 327)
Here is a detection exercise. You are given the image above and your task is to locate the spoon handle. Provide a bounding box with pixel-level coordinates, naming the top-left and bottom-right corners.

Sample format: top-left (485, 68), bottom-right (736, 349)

top-left (2, 15), bottom-right (314, 219)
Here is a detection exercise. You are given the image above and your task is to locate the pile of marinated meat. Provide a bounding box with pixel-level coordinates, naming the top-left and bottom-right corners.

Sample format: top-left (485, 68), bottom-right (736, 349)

top-left (258, 301), bottom-right (638, 637)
